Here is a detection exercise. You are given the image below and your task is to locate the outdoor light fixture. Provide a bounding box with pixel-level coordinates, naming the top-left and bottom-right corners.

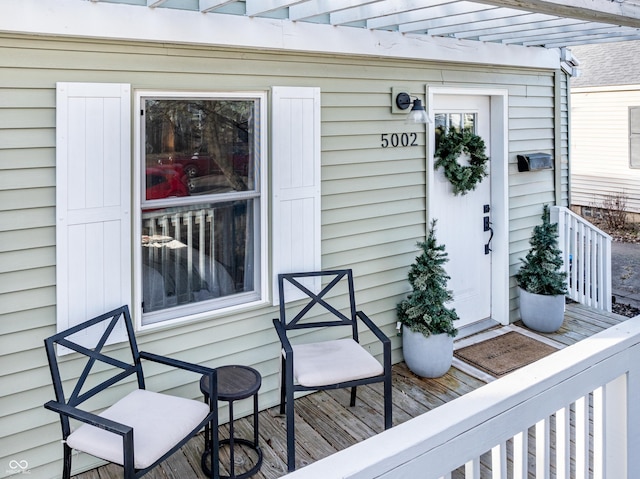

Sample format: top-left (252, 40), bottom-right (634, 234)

top-left (395, 92), bottom-right (431, 124)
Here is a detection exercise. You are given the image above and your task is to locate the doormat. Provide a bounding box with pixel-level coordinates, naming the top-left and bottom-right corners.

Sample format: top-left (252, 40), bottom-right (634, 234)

top-left (454, 331), bottom-right (559, 377)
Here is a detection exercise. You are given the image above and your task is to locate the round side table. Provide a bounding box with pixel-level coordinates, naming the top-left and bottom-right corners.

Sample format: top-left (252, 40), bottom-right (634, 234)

top-left (200, 365), bottom-right (263, 479)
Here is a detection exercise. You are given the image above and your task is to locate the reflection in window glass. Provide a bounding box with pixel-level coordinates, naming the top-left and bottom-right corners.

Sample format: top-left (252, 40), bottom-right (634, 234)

top-left (434, 112), bottom-right (477, 150)
top-left (141, 96), bottom-right (260, 322)
top-left (144, 99), bottom-right (254, 199)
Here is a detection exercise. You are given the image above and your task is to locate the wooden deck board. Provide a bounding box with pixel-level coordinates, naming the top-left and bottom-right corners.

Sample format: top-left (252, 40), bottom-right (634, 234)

top-left (72, 304), bottom-right (628, 479)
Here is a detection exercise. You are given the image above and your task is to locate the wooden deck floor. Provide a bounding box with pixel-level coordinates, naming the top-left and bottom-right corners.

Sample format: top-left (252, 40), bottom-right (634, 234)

top-left (73, 303), bottom-right (628, 479)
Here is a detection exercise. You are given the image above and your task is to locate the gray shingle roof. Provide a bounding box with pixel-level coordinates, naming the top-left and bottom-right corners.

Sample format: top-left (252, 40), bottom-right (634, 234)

top-left (571, 40), bottom-right (640, 88)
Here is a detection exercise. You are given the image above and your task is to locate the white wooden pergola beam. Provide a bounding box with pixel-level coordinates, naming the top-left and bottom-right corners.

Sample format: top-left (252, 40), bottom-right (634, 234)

top-left (479, 20), bottom-right (612, 41)
top-left (326, 0), bottom-right (438, 26)
top-left (290, 0), bottom-right (385, 22)
top-left (473, 0), bottom-right (640, 27)
top-left (519, 26), bottom-right (640, 45)
top-left (199, 0), bottom-right (237, 13)
top-left (454, 16), bottom-right (580, 39)
top-left (245, 0), bottom-right (307, 17)
top-left (544, 33), bottom-right (640, 47)
top-left (399, 7), bottom-right (522, 34)
top-left (366, 1), bottom-right (487, 30)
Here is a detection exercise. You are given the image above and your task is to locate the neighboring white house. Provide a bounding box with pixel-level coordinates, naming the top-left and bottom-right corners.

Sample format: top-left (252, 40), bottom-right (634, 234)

top-left (570, 40), bottom-right (640, 215)
top-left (1, 1), bottom-right (640, 477)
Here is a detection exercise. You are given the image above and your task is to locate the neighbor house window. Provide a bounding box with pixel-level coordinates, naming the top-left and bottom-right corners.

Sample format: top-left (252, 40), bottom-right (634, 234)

top-left (630, 106), bottom-right (640, 168)
top-left (139, 94), bottom-right (264, 325)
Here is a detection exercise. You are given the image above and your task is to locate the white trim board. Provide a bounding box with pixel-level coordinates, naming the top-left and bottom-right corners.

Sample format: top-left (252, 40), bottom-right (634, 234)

top-left (426, 86), bottom-right (510, 327)
top-left (0, 0), bottom-right (561, 70)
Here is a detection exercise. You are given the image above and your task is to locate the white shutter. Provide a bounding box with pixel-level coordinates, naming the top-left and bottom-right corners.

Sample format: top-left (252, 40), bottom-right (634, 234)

top-left (56, 82), bottom-right (131, 350)
top-left (271, 86), bottom-right (321, 304)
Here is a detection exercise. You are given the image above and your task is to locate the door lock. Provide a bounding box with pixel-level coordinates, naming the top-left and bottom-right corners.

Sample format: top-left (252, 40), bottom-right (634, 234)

top-left (483, 208), bottom-right (493, 255)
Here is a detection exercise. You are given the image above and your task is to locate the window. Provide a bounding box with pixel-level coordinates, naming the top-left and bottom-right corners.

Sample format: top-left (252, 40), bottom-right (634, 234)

top-left (139, 93), bottom-right (265, 325)
top-left (434, 112), bottom-right (477, 149)
top-left (630, 106), bottom-right (640, 168)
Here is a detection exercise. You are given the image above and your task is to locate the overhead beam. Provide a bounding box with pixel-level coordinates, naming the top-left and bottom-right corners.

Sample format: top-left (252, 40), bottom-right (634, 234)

top-left (199, 0), bottom-right (236, 13)
top-left (245, 0), bottom-right (307, 17)
top-left (473, 0), bottom-right (640, 28)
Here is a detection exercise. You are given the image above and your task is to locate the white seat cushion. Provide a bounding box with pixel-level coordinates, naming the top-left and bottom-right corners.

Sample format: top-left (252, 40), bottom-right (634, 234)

top-left (66, 389), bottom-right (210, 470)
top-left (292, 338), bottom-right (384, 387)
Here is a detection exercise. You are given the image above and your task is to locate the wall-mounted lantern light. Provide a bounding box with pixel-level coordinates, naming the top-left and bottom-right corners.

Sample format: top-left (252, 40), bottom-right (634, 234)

top-left (395, 92), bottom-right (431, 124)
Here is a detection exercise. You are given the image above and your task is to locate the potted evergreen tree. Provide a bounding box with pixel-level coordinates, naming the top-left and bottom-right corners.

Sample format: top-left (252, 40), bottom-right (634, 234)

top-left (397, 220), bottom-right (459, 378)
top-left (516, 205), bottom-right (568, 333)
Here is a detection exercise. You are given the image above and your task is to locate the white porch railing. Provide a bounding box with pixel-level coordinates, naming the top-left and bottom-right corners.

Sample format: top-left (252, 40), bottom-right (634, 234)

top-left (551, 206), bottom-right (612, 312)
top-left (281, 317), bottom-right (640, 479)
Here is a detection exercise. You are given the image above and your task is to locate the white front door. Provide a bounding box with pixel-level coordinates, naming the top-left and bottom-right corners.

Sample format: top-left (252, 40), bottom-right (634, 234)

top-left (431, 94), bottom-right (492, 328)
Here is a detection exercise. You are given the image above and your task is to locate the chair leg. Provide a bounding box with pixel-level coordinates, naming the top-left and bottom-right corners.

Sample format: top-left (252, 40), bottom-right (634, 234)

top-left (350, 386), bottom-right (357, 407)
top-left (280, 355), bottom-right (286, 415)
top-left (384, 373), bottom-right (392, 430)
top-left (285, 359), bottom-right (295, 472)
top-left (62, 443), bottom-right (72, 479)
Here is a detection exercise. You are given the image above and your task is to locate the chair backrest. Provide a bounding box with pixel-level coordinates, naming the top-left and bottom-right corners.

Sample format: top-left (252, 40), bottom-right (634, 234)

top-left (277, 269), bottom-right (360, 339)
top-left (44, 305), bottom-right (144, 412)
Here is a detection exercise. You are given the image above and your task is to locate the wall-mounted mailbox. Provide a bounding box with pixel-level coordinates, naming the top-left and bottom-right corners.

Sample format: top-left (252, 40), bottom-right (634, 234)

top-left (517, 152), bottom-right (553, 172)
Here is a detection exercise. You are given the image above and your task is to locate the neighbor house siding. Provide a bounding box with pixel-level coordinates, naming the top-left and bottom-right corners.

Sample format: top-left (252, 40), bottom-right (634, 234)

top-left (0, 34), bottom-right (560, 477)
top-left (571, 86), bottom-right (640, 213)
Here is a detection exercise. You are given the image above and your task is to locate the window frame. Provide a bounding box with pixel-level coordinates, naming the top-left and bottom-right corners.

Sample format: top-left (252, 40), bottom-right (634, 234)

top-left (133, 90), bottom-right (269, 331)
top-left (630, 106), bottom-right (640, 169)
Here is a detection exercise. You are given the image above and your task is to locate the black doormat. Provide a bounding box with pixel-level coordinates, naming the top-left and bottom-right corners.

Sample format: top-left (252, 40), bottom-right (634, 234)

top-left (454, 331), bottom-right (559, 377)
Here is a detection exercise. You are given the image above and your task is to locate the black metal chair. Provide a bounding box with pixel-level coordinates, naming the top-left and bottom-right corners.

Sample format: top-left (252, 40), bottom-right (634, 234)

top-left (44, 305), bottom-right (219, 479)
top-left (272, 269), bottom-right (392, 471)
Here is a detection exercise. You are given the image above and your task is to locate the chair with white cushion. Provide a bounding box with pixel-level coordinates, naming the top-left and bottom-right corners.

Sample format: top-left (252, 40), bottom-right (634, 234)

top-left (44, 305), bottom-right (219, 479)
top-left (272, 270), bottom-right (392, 471)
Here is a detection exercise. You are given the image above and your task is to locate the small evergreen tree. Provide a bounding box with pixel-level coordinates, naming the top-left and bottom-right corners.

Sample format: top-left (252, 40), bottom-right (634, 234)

top-left (516, 205), bottom-right (568, 296)
top-left (397, 220), bottom-right (459, 338)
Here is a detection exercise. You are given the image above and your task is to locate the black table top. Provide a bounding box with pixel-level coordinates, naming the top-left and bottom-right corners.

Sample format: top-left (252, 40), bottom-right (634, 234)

top-left (200, 365), bottom-right (261, 401)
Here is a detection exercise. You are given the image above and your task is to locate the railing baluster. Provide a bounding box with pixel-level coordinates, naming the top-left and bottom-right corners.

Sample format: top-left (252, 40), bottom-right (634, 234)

top-left (575, 395), bottom-right (589, 478)
top-left (198, 208), bottom-right (205, 289)
top-left (555, 406), bottom-right (570, 479)
top-left (512, 430), bottom-right (527, 479)
top-left (491, 443), bottom-right (507, 478)
top-left (551, 206), bottom-right (612, 312)
top-left (172, 213), bottom-right (181, 302)
top-left (593, 386), bottom-right (605, 479)
top-left (465, 458), bottom-right (480, 478)
top-left (186, 211), bottom-right (193, 297)
top-left (535, 419), bottom-right (550, 479)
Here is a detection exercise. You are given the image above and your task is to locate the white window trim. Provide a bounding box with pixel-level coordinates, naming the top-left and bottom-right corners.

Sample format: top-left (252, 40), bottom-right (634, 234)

top-left (630, 105), bottom-right (640, 169)
top-left (133, 90), bottom-right (269, 331)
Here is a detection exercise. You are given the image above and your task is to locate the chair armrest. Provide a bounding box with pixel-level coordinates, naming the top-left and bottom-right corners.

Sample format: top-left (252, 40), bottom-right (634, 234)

top-left (139, 351), bottom-right (217, 405)
top-left (44, 400), bottom-right (132, 436)
top-left (139, 351), bottom-right (214, 376)
top-left (355, 311), bottom-right (391, 346)
top-left (272, 318), bottom-right (293, 355)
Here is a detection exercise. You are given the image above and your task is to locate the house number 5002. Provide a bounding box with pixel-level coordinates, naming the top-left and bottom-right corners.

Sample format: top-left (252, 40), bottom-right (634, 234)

top-left (381, 133), bottom-right (418, 148)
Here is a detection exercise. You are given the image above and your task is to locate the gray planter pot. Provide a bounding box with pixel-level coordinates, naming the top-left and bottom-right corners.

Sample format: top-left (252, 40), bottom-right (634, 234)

top-left (518, 287), bottom-right (565, 333)
top-left (402, 325), bottom-right (453, 378)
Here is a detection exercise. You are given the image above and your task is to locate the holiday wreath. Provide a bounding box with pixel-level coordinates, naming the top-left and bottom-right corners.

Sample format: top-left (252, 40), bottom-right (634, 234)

top-left (434, 129), bottom-right (489, 196)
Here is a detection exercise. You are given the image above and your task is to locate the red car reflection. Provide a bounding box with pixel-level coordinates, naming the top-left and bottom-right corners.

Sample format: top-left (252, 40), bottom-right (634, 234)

top-left (145, 165), bottom-right (189, 200)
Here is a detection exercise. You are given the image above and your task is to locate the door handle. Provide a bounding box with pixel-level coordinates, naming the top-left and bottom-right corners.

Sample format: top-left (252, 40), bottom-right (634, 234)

top-left (484, 216), bottom-right (493, 255)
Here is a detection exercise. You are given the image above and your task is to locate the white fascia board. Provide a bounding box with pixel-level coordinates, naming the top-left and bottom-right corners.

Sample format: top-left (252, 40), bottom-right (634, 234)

top-left (0, 0), bottom-right (560, 70)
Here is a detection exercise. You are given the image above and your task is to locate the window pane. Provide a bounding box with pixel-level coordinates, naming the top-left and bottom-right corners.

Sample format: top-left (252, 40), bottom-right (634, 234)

top-left (144, 99), bottom-right (255, 200)
top-left (141, 201), bottom-right (255, 313)
top-left (434, 112), bottom-right (477, 150)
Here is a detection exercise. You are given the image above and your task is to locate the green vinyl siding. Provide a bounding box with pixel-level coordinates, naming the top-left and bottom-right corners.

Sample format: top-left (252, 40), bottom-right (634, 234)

top-left (0, 33), bottom-right (564, 478)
